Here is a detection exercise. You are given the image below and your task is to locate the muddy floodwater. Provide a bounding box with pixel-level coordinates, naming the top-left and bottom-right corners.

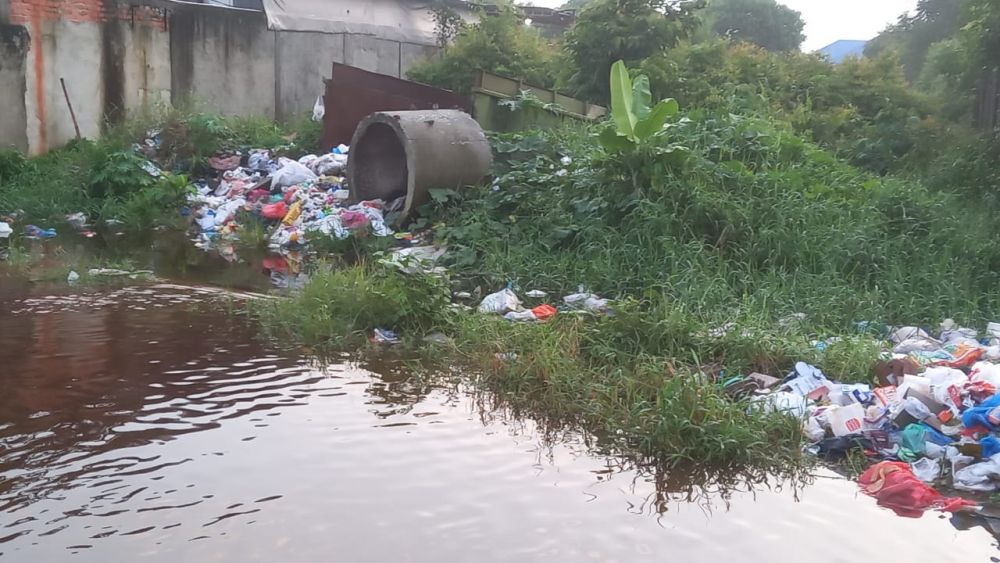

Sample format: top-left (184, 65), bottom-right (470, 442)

top-left (1, 280), bottom-right (999, 562)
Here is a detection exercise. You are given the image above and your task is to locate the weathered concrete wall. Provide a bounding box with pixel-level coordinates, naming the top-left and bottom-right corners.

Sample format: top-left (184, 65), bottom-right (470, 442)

top-left (344, 34), bottom-right (401, 78)
top-left (0, 25), bottom-right (29, 151)
top-left (3, 0), bottom-right (168, 153)
top-left (274, 30), bottom-right (345, 122)
top-left (170, 6), bottom-right (275, 118)
top-left (272, 32), bottom-right (440, 122)
top-left (400, 42), bottom-right (437, 78)
top-left (0, 0), bottom-right (443, 153)
top-left (120, 18), bottom-right (170, 111)
top-left (24, 19), bottom-right (105, 152)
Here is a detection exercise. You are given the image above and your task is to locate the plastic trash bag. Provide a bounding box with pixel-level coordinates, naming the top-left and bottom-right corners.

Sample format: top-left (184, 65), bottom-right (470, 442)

top-left (891, 326), bottom-right (930, 344)
top-left (271, 158), bottom-right (317, 189)
top-left (828, 403), bottom-right (865, 436)
top-left (971, 362), bottom-right (1000, 387)
top-left (504, 310), bottom-right (538, 322)
top-left (310, 154), bottom-right (345, 177)
top-left (894, 337), bottom-right (943, 354)
top-left (859, 461), bottom-right (978, 518)
top-left (564, 289), bottom-right (609, 312)
top-left (752, 391), bottom-right (809, 418)
top-left (0, 222), bottom-right (11, 239)
top-left (803, 415), bottom-right (826, 442)
top-left (261, 201), bottom-right (289, 221)
top-left (963, 392), bottom-right (1000, 430)
top-left (312, 95), bottom-right (325, 122)
top-left (910, 458), bottom-right (941, 483)
top-left (479, 288), bottom-right (522, 315)
top-left (953, 453), bottom-right (1000, 492)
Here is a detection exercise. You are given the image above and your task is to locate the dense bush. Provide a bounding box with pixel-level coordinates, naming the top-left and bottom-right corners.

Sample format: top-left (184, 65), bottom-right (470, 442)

top-left (406, 3), bottom-right (559, 94)
top-left (429, 112), bottom-right (1000, 329)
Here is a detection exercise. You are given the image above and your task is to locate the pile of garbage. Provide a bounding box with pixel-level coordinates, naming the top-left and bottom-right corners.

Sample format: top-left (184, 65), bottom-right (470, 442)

top-left (742, 319), bottom-right (1000, 517)
top-left (187, 145), bottom-right (396, 252)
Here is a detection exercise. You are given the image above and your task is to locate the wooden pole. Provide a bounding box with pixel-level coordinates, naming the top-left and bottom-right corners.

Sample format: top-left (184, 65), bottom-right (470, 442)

top-left (60, 77), bottom-right (82, 140)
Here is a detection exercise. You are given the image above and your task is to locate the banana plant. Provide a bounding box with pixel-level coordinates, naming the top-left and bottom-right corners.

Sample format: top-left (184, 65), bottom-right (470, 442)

top-left (599, 60), bottom-right (679, 152)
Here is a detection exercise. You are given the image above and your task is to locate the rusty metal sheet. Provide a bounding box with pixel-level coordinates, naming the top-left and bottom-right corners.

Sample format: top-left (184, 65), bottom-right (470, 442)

top-left (322, 63), bottom-right (472, 150)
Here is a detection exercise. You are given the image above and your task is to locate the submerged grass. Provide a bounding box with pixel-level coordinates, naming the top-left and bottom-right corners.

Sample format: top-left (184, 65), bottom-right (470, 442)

top-left (253, 262), bottom-right (452, 346)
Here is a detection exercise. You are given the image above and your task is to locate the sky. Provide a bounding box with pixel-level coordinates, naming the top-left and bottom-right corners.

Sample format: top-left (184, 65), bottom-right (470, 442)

top-left (522, 0), bottom-right (920, 52)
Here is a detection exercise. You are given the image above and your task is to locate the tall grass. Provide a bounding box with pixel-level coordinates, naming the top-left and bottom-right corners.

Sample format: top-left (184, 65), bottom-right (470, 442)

top-left (0, 107), bottom-right (324, 235)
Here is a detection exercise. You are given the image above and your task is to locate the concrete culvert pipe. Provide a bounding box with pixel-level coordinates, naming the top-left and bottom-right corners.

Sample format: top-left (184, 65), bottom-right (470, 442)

top-left (347, 110), bottom-right (493, 222)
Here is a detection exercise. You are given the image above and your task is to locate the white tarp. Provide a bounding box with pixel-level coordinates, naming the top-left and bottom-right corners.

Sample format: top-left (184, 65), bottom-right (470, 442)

top-left (262, 0), bottom-right (442, 44)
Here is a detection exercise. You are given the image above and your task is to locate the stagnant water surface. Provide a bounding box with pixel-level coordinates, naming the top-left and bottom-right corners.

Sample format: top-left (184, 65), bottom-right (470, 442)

top-left (1, 283), bottom-right (999, 562)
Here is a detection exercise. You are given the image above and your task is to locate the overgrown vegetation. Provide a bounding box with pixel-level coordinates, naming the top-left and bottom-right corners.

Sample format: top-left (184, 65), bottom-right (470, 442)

top-left (407, 2), bottom-right (560, 95)
top-left (0, 106), bottom-right (322, 235)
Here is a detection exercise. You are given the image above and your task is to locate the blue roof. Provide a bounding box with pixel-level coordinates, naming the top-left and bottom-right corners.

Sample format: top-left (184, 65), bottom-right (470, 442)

top-left (817, 40), bottom-right (868, 63)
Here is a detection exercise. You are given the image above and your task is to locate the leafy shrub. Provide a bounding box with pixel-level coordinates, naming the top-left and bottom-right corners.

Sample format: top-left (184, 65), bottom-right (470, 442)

top-left (407, 2), bottom-right (559, 94)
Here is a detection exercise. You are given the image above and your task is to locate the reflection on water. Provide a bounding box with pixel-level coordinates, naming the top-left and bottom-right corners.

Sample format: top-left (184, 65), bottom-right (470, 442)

top-left (0, 284), bottom-right (998, 562)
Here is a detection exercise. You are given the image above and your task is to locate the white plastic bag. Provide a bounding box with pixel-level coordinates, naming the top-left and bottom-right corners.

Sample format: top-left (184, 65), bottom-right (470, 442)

top-left (803, 415), bottom-right (826, 442)
top-left (910, 458), bottom-right (941, 483)
top-left (479, 288), bottom-right (522, 315)
top-left (271, 158), bottom-right (317, 189)
top-left (504, 310), bottom-right (538, 322)
top-left (893, 337), bottom-right (942, 354)
top-left (312, 95), bottom-right (325, 121)
top-left (0, 221), bottom-right (11, 239)
top-left (564, 289), bottom-right (608, 311)
top-left (828, 402), bottom-right (865, 437)
top-left (970, 362), bottom-right (1000, 387)
top-left (891, 326), bottom-right (930, 344)
top-left (752, 391), bottom-right (809, 418)
top-left (953, 453), bottom-right (1000, 492)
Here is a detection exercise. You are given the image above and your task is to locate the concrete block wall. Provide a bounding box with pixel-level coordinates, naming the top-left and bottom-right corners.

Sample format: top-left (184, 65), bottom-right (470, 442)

top-left (2, 0), bottom-right (168, 153)
top-left (0, 1), bottom-right (441, 154)
top-left (0, 25), bottom-right (29, 151)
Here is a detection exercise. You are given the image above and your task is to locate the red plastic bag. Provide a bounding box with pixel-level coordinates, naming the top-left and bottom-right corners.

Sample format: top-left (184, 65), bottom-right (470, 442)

top-left (261, 201), bottom-right (288, 221)
top-left (531, 304), bottom-right (557, 321)
top-left (858, 461), bottom-right (977, 518)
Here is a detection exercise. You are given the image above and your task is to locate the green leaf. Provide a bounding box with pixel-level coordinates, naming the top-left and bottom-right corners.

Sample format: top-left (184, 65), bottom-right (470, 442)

top-left (609, 60), bottom-right (637, 141)
top-left (633, 98), bottom-right (679, 141)
top-left (632, 74), bottom-right (652, 119)
top-left (599, 125), bottom-right (633, 152)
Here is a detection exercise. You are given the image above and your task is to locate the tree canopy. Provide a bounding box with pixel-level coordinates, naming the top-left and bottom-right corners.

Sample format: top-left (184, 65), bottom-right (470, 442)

top-left (703, 0), bottom-right (805, 52)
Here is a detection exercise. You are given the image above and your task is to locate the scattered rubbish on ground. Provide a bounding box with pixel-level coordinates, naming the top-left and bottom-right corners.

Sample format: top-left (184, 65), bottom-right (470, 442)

top-left (66, 270), bottom-right (79, 284)
top-left (479, 286), bottom-right (523, 315)
top-left (185, 145), bottom-right (398, 256)
top-left (87, 268), bottom-right (154, 279)
top-left (737, 319), bottom-right (1000, 517)
top-left (24, 225), bottom-right (56, 239)
top-left (371, 328), bottom-right (401, 345)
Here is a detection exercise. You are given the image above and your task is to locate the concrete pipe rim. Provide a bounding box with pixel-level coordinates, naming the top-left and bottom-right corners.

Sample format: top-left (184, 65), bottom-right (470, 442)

top-left (347, 112), bottom-right (417, 223)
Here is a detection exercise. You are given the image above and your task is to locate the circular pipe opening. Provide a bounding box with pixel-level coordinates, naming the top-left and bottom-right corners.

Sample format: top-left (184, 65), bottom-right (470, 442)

top-left (350, 122), bottom-right (409, 203)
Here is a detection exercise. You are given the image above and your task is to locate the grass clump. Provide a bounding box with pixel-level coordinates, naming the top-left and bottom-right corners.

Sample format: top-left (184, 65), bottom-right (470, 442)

top-left (446, 313), bottom-right (808, 471)
top-left (253, 262), bottom-right (451, 345)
